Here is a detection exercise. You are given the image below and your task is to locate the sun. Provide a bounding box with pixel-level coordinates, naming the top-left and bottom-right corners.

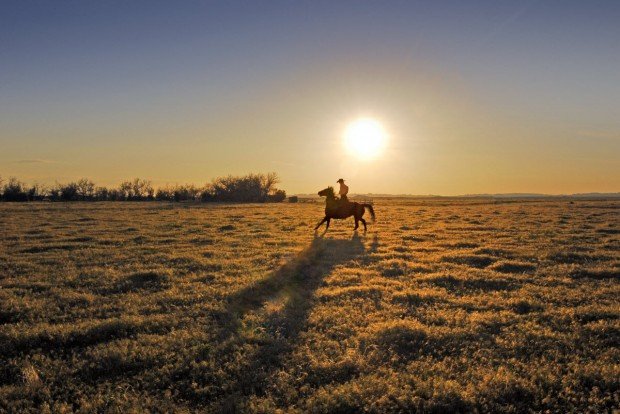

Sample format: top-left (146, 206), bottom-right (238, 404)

top-left (343, 118), bottom-right (387, 160)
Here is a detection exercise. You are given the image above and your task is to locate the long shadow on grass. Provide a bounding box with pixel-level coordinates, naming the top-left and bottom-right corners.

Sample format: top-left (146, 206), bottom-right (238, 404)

top-left (221, 233), bottom-right (366, 336)
top-left (187, 233), bottom-right (374, 411)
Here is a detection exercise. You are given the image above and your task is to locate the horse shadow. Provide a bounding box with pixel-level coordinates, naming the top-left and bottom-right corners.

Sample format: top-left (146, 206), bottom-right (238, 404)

top-left (211, 232), bottom-right (372, 410)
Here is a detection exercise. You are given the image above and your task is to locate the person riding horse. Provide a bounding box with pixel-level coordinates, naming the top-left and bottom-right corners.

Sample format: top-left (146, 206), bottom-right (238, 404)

top-left (316, 185), bottom-right (375, 232)
top-left (337, 178), bottom-right (349, 203)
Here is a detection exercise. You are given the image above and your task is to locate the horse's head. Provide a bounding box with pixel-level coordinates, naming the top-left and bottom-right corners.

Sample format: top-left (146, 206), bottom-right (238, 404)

top-left (318, 187), bottom-right (335, 199)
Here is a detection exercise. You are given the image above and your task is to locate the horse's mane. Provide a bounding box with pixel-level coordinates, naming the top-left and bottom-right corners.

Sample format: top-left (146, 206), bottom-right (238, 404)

top-left (324, 186), bottom-right (335, 197)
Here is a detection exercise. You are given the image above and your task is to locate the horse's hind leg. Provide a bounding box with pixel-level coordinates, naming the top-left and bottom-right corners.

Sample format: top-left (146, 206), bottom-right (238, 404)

top-left (354, 217), bottom-right (359, 230)
top-left (315, 216), bottom-right (327, 230)
top-left (325, 218), bottom-right (331, 231)
top-left (360, 217), bottom-right (367, 231)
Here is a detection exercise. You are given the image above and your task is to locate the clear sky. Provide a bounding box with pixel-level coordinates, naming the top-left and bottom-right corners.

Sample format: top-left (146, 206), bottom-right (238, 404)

top-left (1, 0), bottom-right (619, 195)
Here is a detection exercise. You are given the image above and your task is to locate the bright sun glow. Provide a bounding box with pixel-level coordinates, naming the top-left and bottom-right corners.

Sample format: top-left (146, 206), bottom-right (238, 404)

top-left (343, 118), bottom-right (387, 160)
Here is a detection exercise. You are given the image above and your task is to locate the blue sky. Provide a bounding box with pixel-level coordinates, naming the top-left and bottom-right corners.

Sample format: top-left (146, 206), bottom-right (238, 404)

top-left (1, 1), bottom-right (619, 194)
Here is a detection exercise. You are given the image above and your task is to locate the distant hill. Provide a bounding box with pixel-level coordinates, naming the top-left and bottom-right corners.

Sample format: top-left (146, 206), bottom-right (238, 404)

top-left (460, 192), bottom-right (620, 199)
top-left (296, 192), bottom-right (620, 199)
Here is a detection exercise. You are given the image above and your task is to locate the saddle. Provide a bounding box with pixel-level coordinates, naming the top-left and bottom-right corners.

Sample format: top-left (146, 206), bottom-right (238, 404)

top-left (327, 197), bottom-right (350, 215)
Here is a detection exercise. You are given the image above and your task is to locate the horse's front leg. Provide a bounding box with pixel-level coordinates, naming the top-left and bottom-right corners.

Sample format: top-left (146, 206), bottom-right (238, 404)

top-left (315, 216), bottom-right (328, 230)
top-left (325, 218), bottom-right (331, 231)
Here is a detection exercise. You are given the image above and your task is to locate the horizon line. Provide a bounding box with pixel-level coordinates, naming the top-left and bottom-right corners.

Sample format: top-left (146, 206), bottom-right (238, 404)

top-left (295, 192), bottom-right (620, 198)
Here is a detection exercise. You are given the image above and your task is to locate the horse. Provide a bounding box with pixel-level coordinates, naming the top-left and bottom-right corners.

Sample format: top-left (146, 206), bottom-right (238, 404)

top-left (315, 187), bottom-right (376, 232)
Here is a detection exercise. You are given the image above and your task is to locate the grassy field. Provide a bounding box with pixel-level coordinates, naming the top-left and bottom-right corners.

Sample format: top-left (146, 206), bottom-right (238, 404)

top-left (0, 199), bottom-right (618, 413)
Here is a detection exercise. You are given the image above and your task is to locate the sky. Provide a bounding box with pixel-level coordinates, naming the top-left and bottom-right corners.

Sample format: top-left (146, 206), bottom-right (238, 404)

top-left (1, 0), bottom-right (619, 195)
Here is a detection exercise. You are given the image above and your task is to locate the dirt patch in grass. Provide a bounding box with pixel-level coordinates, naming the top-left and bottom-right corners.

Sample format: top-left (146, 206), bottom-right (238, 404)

top-left (546, 251), bottom-right (606, 264)
top-left (20, 244), bottom-right (84, 253)
top-left (441, 254), bottom-right (496, 268)
top-left (491, 260), bottom-right (537, 274)
top-left (424, 274), bottom-right (518, 292)
top-left (371, 320), bottom-right (428, 359)
top-left (114, 270), bottom-right (172, 293)
top-left (570, 268), bottom-right (619, 280)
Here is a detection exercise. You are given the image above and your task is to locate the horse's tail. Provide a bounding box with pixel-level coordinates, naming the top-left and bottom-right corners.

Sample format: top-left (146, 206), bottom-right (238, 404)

top-left (363, 204), bottom-right (376, 223)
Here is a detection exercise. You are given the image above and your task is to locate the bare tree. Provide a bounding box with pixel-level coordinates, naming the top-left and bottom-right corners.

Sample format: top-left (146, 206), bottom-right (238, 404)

top-left (76, 178), bottom-right (95, 200)
top-left (263, 172), bottom-right (279, 193)
top-left (130, 178), bottom-right (153, 200)
top-left (119, 181), bottom-right (133, 200)
top-left (26, 183), bottom-right (45, 201)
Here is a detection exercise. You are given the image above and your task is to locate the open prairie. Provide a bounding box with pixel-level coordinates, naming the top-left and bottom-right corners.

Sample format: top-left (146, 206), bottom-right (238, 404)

top-left (0, 199), bottom-right (618, 413)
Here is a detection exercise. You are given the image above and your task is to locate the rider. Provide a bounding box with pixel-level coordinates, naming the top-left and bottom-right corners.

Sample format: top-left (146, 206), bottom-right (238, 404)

top-left (337, 178), bottom-right (349, 202)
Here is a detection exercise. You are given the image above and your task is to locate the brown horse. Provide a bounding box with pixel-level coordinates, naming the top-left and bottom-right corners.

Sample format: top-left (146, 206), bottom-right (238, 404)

top-left (315, 187), bottom-right (376, 231)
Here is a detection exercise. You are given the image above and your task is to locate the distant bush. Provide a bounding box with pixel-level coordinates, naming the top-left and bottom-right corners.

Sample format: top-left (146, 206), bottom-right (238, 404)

top-left (1, 173), bottom-right (287, 203)
top-left (155, 186), bottom-right (174, 201)
top-left (2, 179), bottom-right (46, 201)
top-left (207, 172), bottom-right (283, 202)
top-left (269, 189), bottom-right (287, 202)
top-left (119, 178), bottom-right (154, 201)
top-left (155, 184), bottom-right (200, 202)
top-left (288, 195), bottom-right (299, 203)
top-left (27, 184), bottom-right (46, 201)
top-left (47, 180), bottom-right (93, 201)
top-left (60, 182), bottom-right (79, 201)
top-left (94, 186), bottom-right (109, 201)
top-left (2, 178), bottom-right (29, 201)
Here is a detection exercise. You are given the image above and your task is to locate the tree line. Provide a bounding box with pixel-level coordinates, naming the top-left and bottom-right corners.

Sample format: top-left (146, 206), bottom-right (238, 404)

top-left (0, 173), bottom-right (287, 202)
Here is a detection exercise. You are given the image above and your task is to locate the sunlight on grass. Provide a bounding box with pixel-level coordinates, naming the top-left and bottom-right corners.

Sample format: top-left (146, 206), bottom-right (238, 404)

top-left (0, 200), bottom-right (618, 412)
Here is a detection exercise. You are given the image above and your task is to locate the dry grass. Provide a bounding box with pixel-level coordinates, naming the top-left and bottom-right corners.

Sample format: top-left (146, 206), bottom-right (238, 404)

top-left (0, 199), bottom-right (618, 413)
